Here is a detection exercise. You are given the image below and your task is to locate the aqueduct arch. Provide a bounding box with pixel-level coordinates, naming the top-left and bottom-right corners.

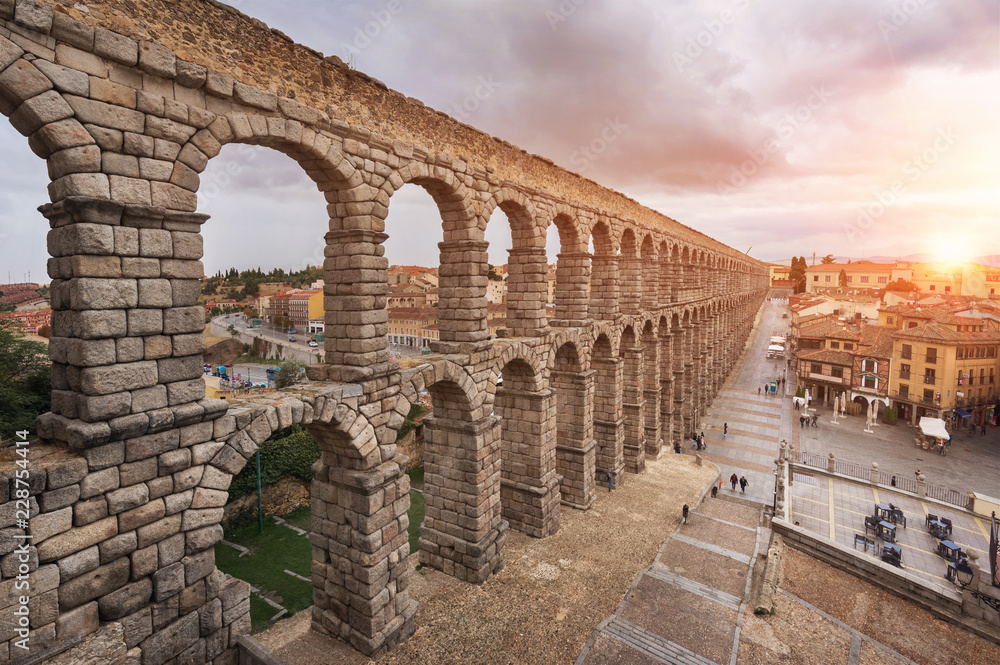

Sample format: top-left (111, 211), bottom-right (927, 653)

top-left (0, 0), bottom-right (769, 662)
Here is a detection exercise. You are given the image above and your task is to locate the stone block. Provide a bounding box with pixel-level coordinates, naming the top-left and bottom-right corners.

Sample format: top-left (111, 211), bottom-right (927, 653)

top-left (147, 115), bottom-right (196, 143)
top-left (131, 544), bottom-right (158, 580)
top-left (160, 259), bottom-right (204, 279)
top-left (137, 278), bottom-right (173, 307)
top-left (109, 174), bottom-right (152, 205)
top-left (131, 384), bottom-right (168, 412)
top-left (122, 257), bottom-right (161, 278)
top-left (166, 378), bottom-right (207, 406)
top-left (80, 360), bottom-right (157, 395)
top-left (56, 544), bottom-right (99, 581)
top-left (147, 475), bottom-right (174, 501)
top-left (90, 76), bottom-right (137, 108)
top-left (117, 497), bottom-right (165, 533)
top-left (13, 0), bottom-right (53, 34)
top-left (126, 429), bottom-right (180, 461)
top-left (144, 335), bottom-right (173, 359)
top-left (32, 118), bottom-right (95, 156)
top-left (68, 254), bottom-right (123, 278)
top-left (140, 611), bottom-right (199, 665)
top-left (79, 467), bottom-right (120, 499)
top-left (164, 489), bottom-right (193, 516)
top-left (181, 508), bottom-right (224, 532)
top-left (58, 556), bottom-right (130, 611)
top-left (12, 90), bottom-right (75, 136)
top-left (157, 355), bottom-right (204, 383)
top-left (136, 513), bottom-right (182, 549)
top-left (123, 130), bottom-right (154, 157)
top-left (83, 441), bottom-right (124, 470)
top-left (46, 457), bottom-right (88, 489)
top-left (107, 483), bottom-right (149, 515)
top-left (172, 465), bottom-right (203, 493)
top-left (87, 124), bottom-right (123, 151)
top-left (183, 548), bottom-right (215, 585)
top-left (28, 588), bottom-right (58, 629)
top-left (138, 40), bottom-right (176, 78)
top-left (29, 505), bottom-right (72, 543)
top-left (38, 484), bottom-right (80, 513)
top-left (162, 306), bottom-right (203, 334)
top-left (153, 560), bottom-right (185, 601)
top-left (48, 144), bottom-right (102, 179)
top-left (175, 60), bottom-right (206, 88)
top-left (94, 28), bottom-right (138, 66)
top-left (98, 577), bottom-right (151, 622)
top-left (73, 496), bottom-right (108, 526)
top-left (100, 534), bottom-right (142, 573)
top-left (68, 277), bottom-right (138, 310)
top-left (198, 597), bottom-right (222, 636)
top-left (185, 524), bottom-right (222, 555)
top-left (77, 391), bottom-right (132, 422)
top-left (50, 222), bottom-right (114, 257)
top-left (138, 227), bottom-right (172, 257)
top-left (34, 58), bottom-right (89, 97)
top-left (120, 458), bottom-right (158, 488)
top-left (127, 308), bottom-right (163, 336)
top-left (116, 336), bottom-right (145, 363)
top-left (0, 58), bottom-right (52, 106)
top-left (56, 601), bottom-right (99, 641)
top-left (150, 181), bottom-right (197, 211)
top-left (73, 310), bottom-right (125, 343)
top-left (151, 594), bottom-right (179, 631)
top-left (65, 94), bottom-right (144, 133)
top-left (108, 412), bottom-right (150, 442)
top-left (51, 13), bottom-right (94, 51)
top-left (120, 607), bottom-right (152, 648)
top-left (171, 331), bottom-right (204, 357)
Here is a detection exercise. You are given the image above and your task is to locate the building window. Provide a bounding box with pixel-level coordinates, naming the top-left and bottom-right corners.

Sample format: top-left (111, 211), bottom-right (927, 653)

top-left (825, 275), bottom-right (831, 282)
top-left (923, 368), bottom-right (936, 384)
top-left (830, 341), bottom-right (840, 349)
top-left (886, 316), bottom-right (894, 325)
top-left (956, 347), bottom-right (964, 360)
top-left (926, 347), bottom-right (937, 364)
top-left (923, 388), bottom-right (935, 403)
top-left (846, 276), bottom-right (853, 282)
top-left (813, 275), bottom-right (819, 281)
top-left (862, 359), bottom-right (877, 372)
top-left (844, 343), bottom-right (853, 350)
top-left (899, 364), bottom-right (910, 380)
top-left (860, 276), bottom-right (869, 283)
top-left (863, 376), bottom-right (877, 389)
top-left (831, 367), bottom-right (844, 379)
top-left (945, 286), bottom-right (951, 293)
top-left (898, 384), bottom-right (909, 398)
top-left (901, 344), bottom-right (912, 360)
top-left (878, 276), bottom-right (887, 284)
top-left (810, 363), bottom-right (823, 374)
top-left (929, 285), bottom-right (935, 291)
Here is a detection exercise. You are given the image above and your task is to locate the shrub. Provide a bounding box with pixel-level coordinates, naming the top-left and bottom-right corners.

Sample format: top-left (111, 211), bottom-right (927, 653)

top-left (228, 426), bottom-right (319, 501)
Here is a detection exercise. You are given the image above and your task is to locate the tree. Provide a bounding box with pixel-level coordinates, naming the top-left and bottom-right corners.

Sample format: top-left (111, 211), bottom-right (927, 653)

top-left (838, 269), bottom-right (848, 287)
top-left (0, 318), bottom-right (50, 444)
top-left (487, 264), bottom-right (503, 281)
top-left (885, 279), bottom-right (918, 293)
top-left (788, 256), bottom-right (807, 293)
top-left (227, 324), bottom-right (238, 339)
top-left (243, 307), bottom-right (254, 318)
top-left (821, 254), bottom-right (836, 264)
top-left (275, 361), bottom-right (303, 389)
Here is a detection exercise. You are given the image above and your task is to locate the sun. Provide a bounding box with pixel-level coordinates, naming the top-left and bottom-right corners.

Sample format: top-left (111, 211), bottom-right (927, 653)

top-left (929, 234), bottom-right (975, 265)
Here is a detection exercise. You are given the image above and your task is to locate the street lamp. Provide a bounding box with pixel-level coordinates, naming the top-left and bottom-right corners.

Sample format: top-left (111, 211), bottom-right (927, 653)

top-left (954, 558), bottom-right (975, 587)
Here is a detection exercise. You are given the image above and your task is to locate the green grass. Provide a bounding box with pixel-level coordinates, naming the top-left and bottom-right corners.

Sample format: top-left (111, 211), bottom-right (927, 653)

top-left (283, 505), bottom-right (311, 532)
top-left (214, 517), bottom-right (313, 633)
top-left (406, 467), bottom-right (424, 492)
top-left (408, 489), bottom-right (425, 554)
top-left (233, 354), bottom-right (275, 365)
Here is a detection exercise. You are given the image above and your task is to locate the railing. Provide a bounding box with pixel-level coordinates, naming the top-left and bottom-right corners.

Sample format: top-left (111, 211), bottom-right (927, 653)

top-left (795, 452), bottom-right (967, 508)
top-left (898, 372), bottom-right (911, 381)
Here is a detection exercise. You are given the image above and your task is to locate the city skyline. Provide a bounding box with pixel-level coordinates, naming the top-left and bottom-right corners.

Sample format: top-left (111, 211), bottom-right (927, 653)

top-left (1, 0), bottom-right (997, 278)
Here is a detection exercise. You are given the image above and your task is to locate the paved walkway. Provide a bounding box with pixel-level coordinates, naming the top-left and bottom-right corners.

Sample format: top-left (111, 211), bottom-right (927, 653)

top-left (577, 495), bottom-right (765, 665)
top-left (788, 472), bottom-right (992, 592)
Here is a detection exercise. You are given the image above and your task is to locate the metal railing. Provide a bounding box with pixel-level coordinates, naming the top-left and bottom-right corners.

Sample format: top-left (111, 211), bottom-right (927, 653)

top-left (794, 452), bottom-right (967, 508)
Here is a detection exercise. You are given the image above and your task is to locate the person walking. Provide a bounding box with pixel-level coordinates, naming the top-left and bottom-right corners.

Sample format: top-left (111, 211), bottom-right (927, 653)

top-left (730, 473), bottom-right (738, 491)
top-left (723, 423), bottom-right (728, 437)
top-left (758, 387), bottom-right (761, 396)
top-left (606, 468), bottom-right (615, 493)
top-left (739, 476), bottom-right (748, 493)
top-left (799, 415), bottom-right (805, 428)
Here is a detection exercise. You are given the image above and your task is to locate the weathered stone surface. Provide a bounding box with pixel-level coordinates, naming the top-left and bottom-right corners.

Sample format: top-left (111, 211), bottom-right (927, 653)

top-left (79, 467), bottom-right (120, 499)
top-left (138, 40), bottom-right (176, 78)
top-left (75, 309), bottom-right (127, 339)
top-left (0, 59), bottom-right (53, 106)
top-left (98, 577), bottom-right (151, 622)
top-left (126, 429), bottom-right (180, 462)
top-left (94, 28), bottom-right (139, 66)
top-left (140, 611), bottom-right (198, 665)
top-left (58, 556), bottom-right (130, 611)
top-left (55, 600), bottom-right (99, 641)
top-left (98, 530), bottom-right (138, 563)
top-left (118, 497), bottom-right (165, 532)
top-left (80, 361), bottom-right (157, 395)
top-left (153, 560), bottom-right (185, 601)
top-left (106, 483), bottom-right (149, 515)
top-left (13, 0), bottom-right (53, 33)
top-left (46, 457), bottom-right (88, 489)
top-left (136, 513), bottom-right (182, 549)
top-left (30, 506), bottom-right (72, 543)
top-left (127, 308), bottom-right (163, 336)
top-left (68, 277), bottom-right (138, 310)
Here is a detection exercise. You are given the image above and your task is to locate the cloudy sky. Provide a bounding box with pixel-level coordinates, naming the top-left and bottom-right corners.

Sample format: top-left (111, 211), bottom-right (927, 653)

top-left (1, 0), bottom-right (997, 282)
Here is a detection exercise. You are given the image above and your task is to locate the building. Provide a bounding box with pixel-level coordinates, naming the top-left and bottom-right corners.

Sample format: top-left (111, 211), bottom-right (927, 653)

top-left (388, 283), bottom-right (429, 308)
top-left (286, 290), bottom-right (323, 329)
top-left (486, 278), bottom-right (507, 304)
top-left (0, 282), bottom-right (42, 307)
top-left (879, 303), bottom-right (1000, 427)
top-left (768, 263), bottom-right (791, 285)
top-left (804, 261), bottom-right (894, 294)
top-left (387, 307), bottom-right (438, 349)
top-left (0, 307), bottom-right (52, 334)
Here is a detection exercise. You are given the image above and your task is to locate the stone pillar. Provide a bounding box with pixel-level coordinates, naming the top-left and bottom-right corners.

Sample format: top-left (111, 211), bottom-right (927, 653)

top-left (659, 330), bottom-right (674, 451)
top-left (496, 386), bottom-right (561, 537)
top-left (311, 456), bottom-right (417, 656)
top-left (593, 357), bottom-right (625, 486)
top-left (552, 251), bottom-right (591, 326)
top-left (39, 198), bottom-right (216, 449)
top-left (619, 255), bottom-right (642, 315)
top-left (659, 256), bottom-right (674, 307)
top-left (504, 246), bottom-right (549, 337)
top-left (433, 239), bottom-right (490, 352)
top-left (641, 255), bottom-right (658, 311)
top-left (621, 342), bottom-right (646, 474)
top-left (551, 368), bottom-right (597, 509)
top-left (419, 414), bottom-right (507, 583)
top-left (643, 335), bottom-right (662, 459)
top-left (589, 254), bottom-right (619, 320)
top-left (323, 229), bottom-right (391, 383)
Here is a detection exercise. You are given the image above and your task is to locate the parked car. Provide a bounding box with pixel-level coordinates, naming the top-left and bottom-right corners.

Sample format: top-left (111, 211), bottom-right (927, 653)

top-left (288, 336), bottom-right (296, 342)
top-left (287, 329), bottom-right (298, 334)
top-left (308, 341), bottom-right (319, 347)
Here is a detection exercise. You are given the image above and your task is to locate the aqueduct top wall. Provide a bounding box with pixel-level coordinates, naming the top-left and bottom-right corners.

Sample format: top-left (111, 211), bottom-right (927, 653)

top-left (31, 0), bottom-right (743, 256)
top-left (0, 1), bottom-right (770, 663)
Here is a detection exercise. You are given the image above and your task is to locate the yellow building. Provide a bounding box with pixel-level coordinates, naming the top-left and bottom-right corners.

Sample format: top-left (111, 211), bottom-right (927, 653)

top-left (804, 261), bottom-right (894, 294)
top-left (881, 304), bottom-right (1000, 427)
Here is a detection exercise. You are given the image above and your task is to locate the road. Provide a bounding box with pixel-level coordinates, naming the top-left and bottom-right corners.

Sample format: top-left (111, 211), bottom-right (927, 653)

top-left (213, 314), bottom-right (321, 352)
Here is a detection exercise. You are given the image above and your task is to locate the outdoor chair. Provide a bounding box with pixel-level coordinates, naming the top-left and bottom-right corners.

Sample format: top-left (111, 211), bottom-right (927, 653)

top-left (864, 516), bottom-right (878, 536)
top-left (925, 514), bottom-right (938, 527)
top-left (891, 509), bottom-right (906, 528)
top-left (941, 517), bottom-right (953, 536)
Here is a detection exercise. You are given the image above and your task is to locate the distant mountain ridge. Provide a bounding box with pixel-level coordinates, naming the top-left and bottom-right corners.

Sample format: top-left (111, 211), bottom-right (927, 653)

top-left (765, 254), bottom-right (1000, 267)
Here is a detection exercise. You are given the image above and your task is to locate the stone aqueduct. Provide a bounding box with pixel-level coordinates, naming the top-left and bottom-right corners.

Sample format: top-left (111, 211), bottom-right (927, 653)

top-left (0, 0), bottom-right (768, 662)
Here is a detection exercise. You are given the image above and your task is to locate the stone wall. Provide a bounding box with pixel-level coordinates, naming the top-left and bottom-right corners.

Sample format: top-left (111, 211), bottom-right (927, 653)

top-left (0, 0), bottom-right (770, 662)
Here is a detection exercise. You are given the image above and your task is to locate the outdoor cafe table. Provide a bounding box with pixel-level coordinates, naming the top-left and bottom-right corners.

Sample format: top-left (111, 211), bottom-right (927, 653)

top-left (877, 521), bottom-right (896, 543)
top-left (938, 540), bottom-right (960, 561)
top-left (928, 519), bottom-right (948, 540)
top-left (875, 504), bottom-right (893, 521)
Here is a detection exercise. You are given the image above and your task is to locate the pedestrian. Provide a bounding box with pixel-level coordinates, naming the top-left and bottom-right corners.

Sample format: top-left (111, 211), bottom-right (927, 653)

top-left (811, 414), bottom-right (818, 428)
top-left (794, 399), bottom-right (800, 411)
top-left (606, 468), bottom-right (615, 493)
top-left (982, 424), bottom-right (987, 436)
top-left (758, 387), bottom-right (761, 396)
top-left (692, 435), bottom-right (698, 450)
top-left (730, 473), bottom-right (738, 491)
top-left (739, 476), bottom-right (748, 493)
top-left (723, 423), bottom-right (728, 437)
top-left (682, 504), bottom-right (689, 524)
top-left (799, 415), bottom-right (804, 428)
top-left (890, 475), bottom-right (896, 487)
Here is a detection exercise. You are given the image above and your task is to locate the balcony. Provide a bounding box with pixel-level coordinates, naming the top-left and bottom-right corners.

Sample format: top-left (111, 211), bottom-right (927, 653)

top-left (891, 390), bottom-right (939, 406)
top-left (898, 372), bottom-right (911, 381)
top-left (809, 372), bottom-right (844, 384)
top-left (922, 375), bottom-right (938, 385)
